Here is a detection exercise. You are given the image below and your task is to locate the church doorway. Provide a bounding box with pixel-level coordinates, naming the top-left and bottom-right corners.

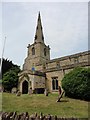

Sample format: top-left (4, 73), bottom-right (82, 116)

top-left (22, 80), bottom-right (28, 94)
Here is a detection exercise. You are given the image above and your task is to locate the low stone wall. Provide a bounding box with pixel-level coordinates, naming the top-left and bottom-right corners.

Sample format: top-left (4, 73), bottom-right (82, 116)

top-left (0, 112), bottom-right (88, 120)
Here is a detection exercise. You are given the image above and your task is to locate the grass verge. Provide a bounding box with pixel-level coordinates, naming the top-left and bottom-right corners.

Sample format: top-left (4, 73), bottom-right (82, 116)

top-left (2, 92), bottom-right (88, 118)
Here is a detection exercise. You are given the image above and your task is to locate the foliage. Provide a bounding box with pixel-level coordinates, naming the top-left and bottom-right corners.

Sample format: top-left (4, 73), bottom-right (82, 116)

top-left (62, 67), bottom-right (90, 101)
top-left (2, 66), bottom-right (20, 92)
top-left (2, 58), bottom-right (18, 76)
top-left (1, 58), bottom-right (21, 92)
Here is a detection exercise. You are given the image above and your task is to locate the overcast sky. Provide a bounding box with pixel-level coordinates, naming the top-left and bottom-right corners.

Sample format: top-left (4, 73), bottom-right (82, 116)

top-left (1, 1), bottom-right (89, 68)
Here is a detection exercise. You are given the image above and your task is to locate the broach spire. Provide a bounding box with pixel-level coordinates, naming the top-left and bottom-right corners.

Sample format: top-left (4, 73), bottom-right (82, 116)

top-left (34, 12), bottom-right (44, 43)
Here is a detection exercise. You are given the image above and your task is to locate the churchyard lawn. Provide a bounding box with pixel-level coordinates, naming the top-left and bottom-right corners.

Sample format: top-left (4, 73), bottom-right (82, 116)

top-left (2, 93), bottom-right (88, 118)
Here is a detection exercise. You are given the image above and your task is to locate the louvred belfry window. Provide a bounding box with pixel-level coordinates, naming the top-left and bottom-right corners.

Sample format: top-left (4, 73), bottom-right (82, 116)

top-left (44, 48), bottom-right (46, 56)
top-left (32, 47), bottom-right (35, 55)
top-left (35, 35), bottom-right (37, 40)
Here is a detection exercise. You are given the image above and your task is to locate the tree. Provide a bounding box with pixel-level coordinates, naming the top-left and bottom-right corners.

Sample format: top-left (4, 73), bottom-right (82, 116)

top-left (2, 66), bottom-right (20, 92)
top-left (62, 67), bottom-right (90, 101)
top-left (2, 58), bottom-right (18, 76)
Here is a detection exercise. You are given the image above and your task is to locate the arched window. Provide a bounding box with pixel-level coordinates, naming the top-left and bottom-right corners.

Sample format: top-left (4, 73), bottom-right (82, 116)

top-left (32, 47), bottom-right (35, 55)
top-left (56, 79), bottom-right (58, 90)
top-left (52, 79), bottom-right (55, 90)
top-left (52, 77), bottom-right (58, 90)
top-left (44, 48), bottom-right (46, 56)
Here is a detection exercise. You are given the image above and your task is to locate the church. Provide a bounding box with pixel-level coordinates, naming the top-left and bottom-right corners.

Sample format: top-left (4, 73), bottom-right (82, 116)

top-left (18, 12), bottom-right (90, 94)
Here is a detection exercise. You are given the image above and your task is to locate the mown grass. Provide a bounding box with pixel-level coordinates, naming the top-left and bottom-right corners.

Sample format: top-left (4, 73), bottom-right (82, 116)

top-left (2, 92), bottom-right (88, 118)
top-left (0, 93), bottom-right (2, 111)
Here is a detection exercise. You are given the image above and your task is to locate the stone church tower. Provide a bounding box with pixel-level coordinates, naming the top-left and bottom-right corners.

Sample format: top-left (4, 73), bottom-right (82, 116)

top-left (18, 12), bottom-right (50, 94)
top-left (23, 12), bottom-right (50, 71)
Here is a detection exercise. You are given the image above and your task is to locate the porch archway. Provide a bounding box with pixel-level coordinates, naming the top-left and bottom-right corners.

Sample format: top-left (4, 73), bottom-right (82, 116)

top-left (22, 80), bottom-right (28, 94)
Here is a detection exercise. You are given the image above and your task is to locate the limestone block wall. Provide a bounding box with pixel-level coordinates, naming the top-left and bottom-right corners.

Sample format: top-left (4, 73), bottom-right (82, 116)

top-left (45, 51), bottom-right (89, 70)
top-left (23, 58), bottom-right (30, 70)
top-left (60, 59), bottom-right (71, 66)
top-left (64, 68), bottom-right (73, 74)
top-left (34, 51), bottom-right (89, 71)
top-left (35, 65), bottom-right (43, 71)
top-left (40, 44), bottom-right (50, 61)
top-left (34, 75), bottom-right (45, 88)
top-left (79, 54), bottom-right (88, 63)
top-left (23, 57), bottom-right (46, 71)
top-left (46, 70), bottom-right (64, 92)
top-left (47, 62), bottom-right (56, 69)
top-left (35, 51), bottom-right (89, 72)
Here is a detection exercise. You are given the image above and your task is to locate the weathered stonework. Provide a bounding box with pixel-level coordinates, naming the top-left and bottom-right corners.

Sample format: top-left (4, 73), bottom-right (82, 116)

top-left (18, 70), bottom-right (45, 94)
top-left (18, 12), bottom-right (90, 94)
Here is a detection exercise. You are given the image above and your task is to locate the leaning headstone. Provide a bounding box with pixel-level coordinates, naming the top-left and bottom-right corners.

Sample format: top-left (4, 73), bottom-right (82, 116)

top-left (56, 91), bottom-right (64, 102)
top-left (16, 91), bottom-right (21, 96)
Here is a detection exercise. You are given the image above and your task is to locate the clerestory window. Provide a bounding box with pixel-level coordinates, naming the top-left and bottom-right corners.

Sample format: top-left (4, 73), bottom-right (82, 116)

top-left (74, 57), bottom-right (79, 64)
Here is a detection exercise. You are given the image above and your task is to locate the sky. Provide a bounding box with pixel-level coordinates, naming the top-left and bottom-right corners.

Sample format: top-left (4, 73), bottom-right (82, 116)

top-left (1, 1), bottom-right (89, 69)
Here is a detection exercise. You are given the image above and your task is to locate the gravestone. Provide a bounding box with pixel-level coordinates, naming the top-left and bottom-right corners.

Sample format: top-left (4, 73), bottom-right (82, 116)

top-left (44, 88), bottom-right (48, 96)
top-left (12, 87), bottom-right (17, 93)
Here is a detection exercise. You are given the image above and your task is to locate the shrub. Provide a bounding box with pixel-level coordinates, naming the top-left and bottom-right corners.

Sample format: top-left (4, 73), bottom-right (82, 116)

top-left (2, 66), bottom-right (20, 92)
top-left (62, 67), bottom-right (90, 101)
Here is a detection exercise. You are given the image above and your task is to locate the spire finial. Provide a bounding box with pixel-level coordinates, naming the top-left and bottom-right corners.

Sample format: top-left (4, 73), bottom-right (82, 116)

top-left (39, 11), bottom-right (40, 15)
top-left (38, 11), bottom-right (41, 21)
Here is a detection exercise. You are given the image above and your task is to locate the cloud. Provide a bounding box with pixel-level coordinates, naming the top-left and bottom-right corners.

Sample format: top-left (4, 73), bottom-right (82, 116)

top-left (2, 2), bottom-right (88, 66)
top-left (42, 3), bottom-right (88, 58)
